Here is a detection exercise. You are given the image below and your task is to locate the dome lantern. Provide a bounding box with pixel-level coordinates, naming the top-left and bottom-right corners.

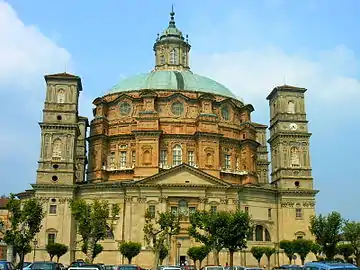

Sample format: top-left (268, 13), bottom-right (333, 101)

top-left (153, 6), bottom-right (191, 71)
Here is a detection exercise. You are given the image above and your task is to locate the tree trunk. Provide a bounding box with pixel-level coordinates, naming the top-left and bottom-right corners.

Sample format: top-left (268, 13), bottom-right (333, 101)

top-left (213, 250), bottom-right (220, 265)
top-left (57, 256), bottom-right (60, 263)
top-left (301, 258), bottom-right (305, 265)
top-left (199, 260), bottom-right (203, 269)
top-left (288, 257), bottom-right (292, 265)
top-left (267, 256), bottom-right (270, 270)
top-left (129, 257), bottom-right (132, 264)
top-left (356, 253), bottom-right (360, 266)
top-left (50, 255), bottom-right (54, 261)
top-left (152, 249), bottom-right (161, 270)
top-left (86, 240), bottom-right (95, 263)
top-left (18, 252), bottom-right (25, 270)
top-left (257, 259), bottom-right (261, 267)
top-left (229, 250), bottom-right (234, 268)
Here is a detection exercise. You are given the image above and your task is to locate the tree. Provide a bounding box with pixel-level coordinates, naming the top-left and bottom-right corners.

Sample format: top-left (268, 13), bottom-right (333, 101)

top-left (3, 194), bottom-right (44, 270)
top-left (337, 244), bottom-right (354, 263)
top-left (143, 210), bottom-right (181, 269)
top-left (187, 246), bottom-right (210, 269)
top-left (70, 199), bottom-right (119, 263)
top-left (46, 243), bottom-right (68, 262)
top-left (189, 210), bottom-right (227, 265)
top-left (119, 241), bottom-right (142, 264)
top-left (343, 221), bottom-right (360, 265)
top-left (218, 210), bottom-right (252, 268)
top-left (309, 212), bottom-right (343, 260)
top-left (81, 243), bottom-right (103, 261)
top-left (263, 247), bottom-right (276, 270)
top-left (280, 240), bottom-right (295, 264)
top-left (292, 239), bottom-right (313, 265)
top-left (310, 243), bottom-right (322, 260)
top-left (251, 247), bottom-right (265, 267)
top-left (159, 243), bottom-right (169, 265)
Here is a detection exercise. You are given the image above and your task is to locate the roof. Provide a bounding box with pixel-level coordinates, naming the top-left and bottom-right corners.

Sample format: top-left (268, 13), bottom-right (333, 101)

top-left (0, 198), bottom-right (8, 209)
top-left (266, 84), bottom-right (307, 100)
top-left (106, 70), bottom-right (237, 99)
top-left (44, 72), bottom-right (83, 91)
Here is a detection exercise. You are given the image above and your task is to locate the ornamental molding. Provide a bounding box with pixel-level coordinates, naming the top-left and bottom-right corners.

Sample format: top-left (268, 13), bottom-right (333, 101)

top-left (302, 201), bottom-right (315, 208)
top-left (278, 189), bottom-right (319, 196)
top-left (232, 198), bottom-right (239, 205)
top-left (137, 196), bottom-right (147, 204)
top-left (159, 196), bottom-right (168, 203)
top-left (124, 196), bottom-right (133, 202)
top-left (220, 198), bottom-right (229, 204)
top-left (281, 201), bottom-right (295, 208)
top-left (198, 197), bottom-right (208, 203)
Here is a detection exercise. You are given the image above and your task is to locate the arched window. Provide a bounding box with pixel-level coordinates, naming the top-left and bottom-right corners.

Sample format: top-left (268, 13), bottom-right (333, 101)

top-left (183, 52), bottom-right (187, 66)
top-left (295, 203), bottom-right (303, 219)
top-left (247, 229), bottom-right (254, 241)
top-left (221, 106), bottom-right (230, 120)
top-left (105, 225), bottom-right (114, 239)
top-left (290, 147), bottom-right (300, 167)
top-left (57, 89), bottom-right (65, 103)
top-left (255, 225), bottom-right (263, 241)
top-left (287, 101), bottom-right (295, 114)
top-left (160, 55), bottom-right (165, 65)
top-left (295, 231), bottom-right (305, 239)
top-left (178, 200), bottom-right (188, 215)
top-left (170, 48), bottom-right (178, 64)
top-left (52, 139), bottom-right (62, 158)
top-left (172, 145), bottom-right (182, 166)
top-left (265, 229), bottom-right (271, 241)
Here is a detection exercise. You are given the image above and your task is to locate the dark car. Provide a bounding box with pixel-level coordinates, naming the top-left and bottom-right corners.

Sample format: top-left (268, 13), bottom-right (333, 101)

top-left (30, 262), bottom-right (61, 270)
top-left (0, 261), bottom-right (14, 270)
top-left (117, 265), bottom-right (142, 270)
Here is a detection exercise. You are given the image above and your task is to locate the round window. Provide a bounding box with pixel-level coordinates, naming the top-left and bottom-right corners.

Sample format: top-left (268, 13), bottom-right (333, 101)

top-left (171, 102), bottom-right (184, 116)
top-left (221, 106), bottom-right (230, 120)
top-left (119, 102), bottom-right (131, 115)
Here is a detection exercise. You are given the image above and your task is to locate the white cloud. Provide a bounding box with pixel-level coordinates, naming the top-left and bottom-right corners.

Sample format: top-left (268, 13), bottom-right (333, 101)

top-left (0, 2), bottom-right (73, 90)
top-left (191, 45), bottom-right (360, 120)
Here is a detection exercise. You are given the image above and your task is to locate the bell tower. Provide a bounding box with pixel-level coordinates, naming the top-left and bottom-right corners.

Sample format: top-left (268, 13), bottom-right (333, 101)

top-left (267, 85), bottom-right (313, 189)
top-left (36, 72), bottom-right (87, 185)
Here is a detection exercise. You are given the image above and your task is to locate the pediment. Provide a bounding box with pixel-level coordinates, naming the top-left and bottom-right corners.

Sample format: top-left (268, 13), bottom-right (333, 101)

top-left (136, 164), bottom-right (231, 187)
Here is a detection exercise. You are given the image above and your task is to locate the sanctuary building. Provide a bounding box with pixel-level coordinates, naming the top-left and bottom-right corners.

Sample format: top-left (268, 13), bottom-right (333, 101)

top-left (21, 10), bottom-right (317, 268)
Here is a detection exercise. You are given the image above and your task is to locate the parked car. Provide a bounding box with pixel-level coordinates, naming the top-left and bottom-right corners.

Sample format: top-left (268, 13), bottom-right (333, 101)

top-left (0, 261), bottom-right (15, 270)
top-left (30, 262), bottom-right (61, 270)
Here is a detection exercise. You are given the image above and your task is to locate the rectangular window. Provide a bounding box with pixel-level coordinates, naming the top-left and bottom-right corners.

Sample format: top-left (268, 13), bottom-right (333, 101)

top-left (148, 205), bottom-right (155, 218)
top-left (131, 151), bottom-right (136, 166)
top-left (47, 233), bottom-right (56, 245)
top-left (171, 206), bottom-right (178, 215)
top-left (188, 151), bottom-right (195, 166)
top-left (160, 150), bottom-right (167, 167)
top-left (210, 206), bottom-right (217, 213)
top-left (173, 147), bottom-right (182, 166)
top-left (49, 205), bottom-right (57, 214)
top-left (120, 151), bottom-right (127, 168)
top-left (224, 154), bottom-right (231, 170)
top-left (268, 208), bottom-right (272, 219)
top-left (110, 152), bottom-right (115, 170)
top-left (245, 206), bottom-right (249, 214)
top-left (296, 208), bottom-right (303, 219)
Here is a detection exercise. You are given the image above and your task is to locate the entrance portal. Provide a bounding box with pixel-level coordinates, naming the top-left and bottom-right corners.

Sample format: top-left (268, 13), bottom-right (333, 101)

top-left (180, 255), bottom-right (186, 266)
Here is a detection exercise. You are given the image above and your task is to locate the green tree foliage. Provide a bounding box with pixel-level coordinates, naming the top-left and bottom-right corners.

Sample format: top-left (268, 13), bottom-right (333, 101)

top-left (119, 241), bottom-right (142, 264)
top-left (337, 244), bottom-right (355, 263)
top-left (251, 246), bottom-right (265, 267)
top-left (70, 199), bottom-right (119, 263)
top-left (218, 210), bottom-right (252, 268)
top-left (292, 239), bottom-right (313, 265)
top-left (143, 210), bottom-right (181, 269)
top-left (81, 243), bottom-right (103, 261)
top-left (46, 243), bottom-right (68, 262)
top-left (280, 240), bottom-right (295, 264)
top-left (187, 246), bottom-right (210, 269)
top-left (263, 247), bottom-right (276, 270)
top-left (3, 194), bottom-right (44, 270)
top-left (343, 221), bottom-right (360, 265)
top-left (310, 243), bottom-right (322, 260)
top-left (309, 211), bottom-right (343, 260)
top-left (159, 243), bottom-right (169, 265)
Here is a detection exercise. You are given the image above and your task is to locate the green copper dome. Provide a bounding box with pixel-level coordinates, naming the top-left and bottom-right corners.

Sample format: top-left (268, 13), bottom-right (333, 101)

top-left (107, 70), bottom-right (236, 99)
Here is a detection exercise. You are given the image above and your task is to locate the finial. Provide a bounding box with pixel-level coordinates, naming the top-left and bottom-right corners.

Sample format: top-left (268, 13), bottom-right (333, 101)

top-left (169, 4), bottom-right (175, 27)
top-left (186, 34), bottom-right (188, 42)
top-left (156, 33), bottom-right (159, 41)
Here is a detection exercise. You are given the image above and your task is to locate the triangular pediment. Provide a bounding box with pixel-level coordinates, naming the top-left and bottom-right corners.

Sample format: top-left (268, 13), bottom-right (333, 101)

top-left (136, 163), bottom-right (231, 187)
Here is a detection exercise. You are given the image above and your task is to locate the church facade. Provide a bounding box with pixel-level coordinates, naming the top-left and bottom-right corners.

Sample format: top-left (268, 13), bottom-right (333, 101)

top-left (21, 10), bottom-right (317, 268)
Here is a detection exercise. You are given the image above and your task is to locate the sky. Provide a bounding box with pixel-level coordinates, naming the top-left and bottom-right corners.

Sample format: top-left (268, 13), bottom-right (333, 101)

top-left (0, 0), bottom-right (359, 219)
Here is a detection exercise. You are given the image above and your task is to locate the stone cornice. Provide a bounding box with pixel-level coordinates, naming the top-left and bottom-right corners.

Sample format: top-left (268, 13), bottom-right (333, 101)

top-left (39, 123), bottom-right (79, 130)
top-left (132, 130), bottom-right (163, 137)
top-left (268, 132), bottom-right (312, 144)
top-left (278, 189), bottom-right (319, 196)
top-left (31, 184), bottom-right (76, 191)
top-left (194, 131), bottom-right (223, 139)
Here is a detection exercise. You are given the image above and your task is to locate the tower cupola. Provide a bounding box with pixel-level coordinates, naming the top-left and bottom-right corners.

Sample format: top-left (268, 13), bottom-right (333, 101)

top-left (153, 6), bottom-right (191, 71)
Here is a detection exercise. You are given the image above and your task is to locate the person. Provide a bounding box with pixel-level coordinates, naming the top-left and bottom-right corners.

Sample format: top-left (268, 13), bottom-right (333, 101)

top-left (225, 262), bottom-right (229, 269)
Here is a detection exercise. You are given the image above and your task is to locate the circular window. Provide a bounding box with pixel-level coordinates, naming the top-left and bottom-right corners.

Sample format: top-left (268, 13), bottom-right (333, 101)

top-left (171, 102), bottom-right (184, 116)
top-left (119, 102), bottom-right (131, 115)
top-left (221, 106), bottom-right (230, 120)
top-left (52, 175), bottom-right (58, 182)
top-left (53, 164), bottom-right (59, 169)
top-left (57, 115), bottom-right (62, 120)
top-left (294, 181), bottom-right (300, 187)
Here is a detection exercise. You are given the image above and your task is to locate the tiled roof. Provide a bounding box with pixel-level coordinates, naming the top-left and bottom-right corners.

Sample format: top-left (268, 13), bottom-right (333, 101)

top-left (0, 198), bottom-right (9, 209)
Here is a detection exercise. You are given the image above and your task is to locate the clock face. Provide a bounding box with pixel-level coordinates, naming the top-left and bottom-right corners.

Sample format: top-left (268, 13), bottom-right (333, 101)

top-left (289, 123), bottom-right (298, 131)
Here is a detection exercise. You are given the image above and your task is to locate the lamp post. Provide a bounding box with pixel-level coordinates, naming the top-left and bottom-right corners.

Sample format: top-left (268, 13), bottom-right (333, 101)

top-left (176, 242), bottom-right (181, 266)
top-left (32, 239), bottom-right (38, 262)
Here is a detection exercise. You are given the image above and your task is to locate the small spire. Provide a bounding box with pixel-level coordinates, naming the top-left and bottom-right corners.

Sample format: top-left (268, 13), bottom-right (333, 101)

top-left (169, 4), bottom-right (176, 27)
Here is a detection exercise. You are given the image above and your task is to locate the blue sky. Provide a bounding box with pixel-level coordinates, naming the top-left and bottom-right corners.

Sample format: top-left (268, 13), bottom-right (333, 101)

top-left (1, 0), bottom-right (359, 219)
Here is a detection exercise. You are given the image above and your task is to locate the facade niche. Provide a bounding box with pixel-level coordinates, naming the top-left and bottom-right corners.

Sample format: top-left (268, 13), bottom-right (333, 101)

top-left (290, 147), bottom-right (300, 167)
top-left (57, 89), bottom-right (65, 103)
top-left (287, 100), bottom-right (295, 114)
top-left (52, 139), bottom-right (62, 159)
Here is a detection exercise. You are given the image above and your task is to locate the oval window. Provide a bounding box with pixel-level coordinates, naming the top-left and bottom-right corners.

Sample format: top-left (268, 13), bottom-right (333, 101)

top-left (171, 102), bottom-right (184, 116)
top-left (120, 102), bottom-right (131, 115)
